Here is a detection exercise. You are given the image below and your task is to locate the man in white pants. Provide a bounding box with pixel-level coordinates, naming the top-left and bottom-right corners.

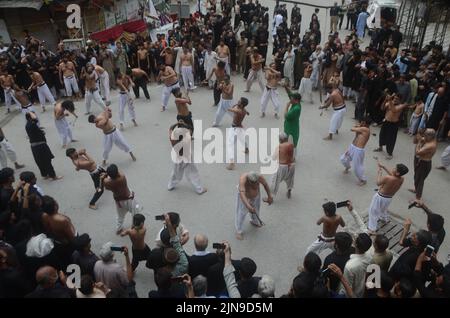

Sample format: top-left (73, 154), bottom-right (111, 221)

top-left (180, 48), bottom-right (196, 91)
top-left (305, 201), bottom-right (345, 256)
top-left (270, 133), bottom-right (295, 199)
top-left (0, 128), bottom-right (25, 169)
top-left (226, 98), bottom-right (249, 170)
top-left (82, 65), bottom-right (106, 114)
top-left (367, 163), bottom-right (408, 235)
top-left (54, 100), bottom-right (78, 148)
top-left (102, 164), bottom-right (142, 234)
top-left (167, 122), bottom-right (207, 194)
top-left (59, 55), bottom-right (79, 99)
top-left (260, 63), bottom-right (281, 118)
top-left (95, 64), bottom-right (111, 106)
top-left (0, 72), bottom-right (21, 112)
top-left (158, 64), bottom-right (180, 111)
top-left (27, 68), bottom-right (56, 112)
top-left (216, 40), bottom-right (231, 75)
top-left (245, 48), bottom-right (265, 93)
top-left (14, 88), bottom-right (37, 120)
top-left (204, 46), bottom-right (217, 88)
top-left (116, 70), bottom-right (137, 130)
top-left (235, 171), bottom-right (273, 240)
top-left (298, 63), bottom-right (314, 104)
top-left (212, 75), bottom-right (234, 127)
top-left (319, 80), bottom-right (346, 140)
top-left (436, 131), bottom-right (450, 171)
top-left (88, 108), bottom-right (136, 166)
top-left (340, 118), bottom-right (371, 186)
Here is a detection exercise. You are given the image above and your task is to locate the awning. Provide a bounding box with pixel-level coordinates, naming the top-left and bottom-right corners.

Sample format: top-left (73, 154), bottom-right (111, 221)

top-left (90, 19), bottom-right (147, 43)
top-left (0, 0), bottom-right (44, 10)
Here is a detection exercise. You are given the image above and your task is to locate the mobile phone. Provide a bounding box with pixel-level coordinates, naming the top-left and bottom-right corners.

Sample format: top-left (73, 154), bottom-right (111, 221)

top-left (321, 268), bottom-right (330, 278)
top-left (336, 200), bottom-right (349, 208)
top-left (110, 246), bottom-right (124, 252)
top-left (171, 276), bottom-right (184, 283)
top-left (425, 245), bottom-right (434, 257)
top-left (212, 243), bottom-right (225, 249)
top-left (155, 215), bottom-right (165, 221)
top-left (408, 201), bottom-right (418, 209)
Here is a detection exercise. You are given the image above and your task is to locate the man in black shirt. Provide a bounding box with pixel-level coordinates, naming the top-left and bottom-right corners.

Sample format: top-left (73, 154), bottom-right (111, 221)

top-left (237, 257), bottom-right (261, 298)
top-left (71, 233), bottom-right (99, 277)
top-left (322, 232), bottom-right (354, 291)
top-left (25, 112), bottom-right (62, 181)
top-left (188, 234), bottom-right (219, 278)
top-left (26, 265), bottom-right (75, 298)
top-left (0, 246), bottom-right (33, 298)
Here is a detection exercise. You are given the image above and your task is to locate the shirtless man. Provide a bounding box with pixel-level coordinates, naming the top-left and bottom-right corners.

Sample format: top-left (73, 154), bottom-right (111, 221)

top-left (157, 64), bottom-right (180, 112)
top-left (54, 100), bottom-right (78, 148)
top-left (408, 129), bottom-right (437, 204)
top-left (14, 87), bottom-right (37, 119)
top-left (116, 70), bottom-right (137, 131)
top-left (94, 64), bottom-right (111, 106)
top-left (137, 44), bottom-right (150, 74)
top-left (373, 94), bottom-right (410, 159)
top-left (306, 201), bottom-right (346, 255)
top-left (66, 147), bottom-right (104, 210)
top-left (88, 107), bottom-right (136, 166)
top-left (0, 72), bottom-right (20, 112)
top-left (260, 63), bottom-right (281, 118)
top-left (235, 171), bottom-right (273, 240)
top-left (245, 48), bottom-right (265, 92)
top-left (173, 88), bottom-right (194, 130)
top-left (120, 213), bottom-right (150, 271)
top-left (41, 195), bottom-right (76, 245)
top-left (215, 39), bottom-right (231, 75)
top-left (160, 47), bottom-right (175, 67)
top-left (226, 97), bottom-right (250, 170)
top-left (298, 63), bottom-right (314, 104)
top-left (206, 61), bottom-right (227, 106)
top-left (81, 64), bottom-right (106, 114)
top-left (408, 99), bottom-right (424, 135)
top-left (101, 164), bottom-right (141, 234)
top-left (27, 68), bottom-right (56, 112)
top-left (340, 117), bottom-right (371, 185)
top-left (270, 132), bottom-right (295, 199)
top-left (180, 47), bottom-right (196, 91)
top-left (58, 54), bottom-right (79, 99)
top-left (127, 68), bottom-right (150, 100)
top-left (212, 75), bottom-right (234, 126)
top-left (0, 127), bottom-right (25, 169)
top-left (168, 121), bottom-right (206, 194)
top-left (367, 162), bottom-right (409, 234)
top-left (319, 78), bottom-right (346, 140)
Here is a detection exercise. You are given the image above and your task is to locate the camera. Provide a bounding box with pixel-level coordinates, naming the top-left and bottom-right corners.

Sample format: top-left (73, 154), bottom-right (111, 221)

top-left (212, 243), bottom-right (225, 249)
top-left (110, 246), bottom-right (125, 252)
top-left (425, 245), bottom-right (434, 258)
top-left (336, 200), bottom-right (349, 208)
top-left (155, 215), bottom-right (165, 221)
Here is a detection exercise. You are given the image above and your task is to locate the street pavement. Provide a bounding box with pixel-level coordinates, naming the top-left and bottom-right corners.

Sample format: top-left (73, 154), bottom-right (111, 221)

top-left (0, 0), bottom-right (448, 297)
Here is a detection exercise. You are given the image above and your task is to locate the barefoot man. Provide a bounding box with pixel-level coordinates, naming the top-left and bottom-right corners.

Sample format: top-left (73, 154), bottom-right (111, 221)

top-left (245, 48), bottom-right (265, 93)
top-left (101, 164), bottom-right (141, 235)
top-left (88, 107), bottom-right (136, 166)
top-left (81, 64), bottom-right (106, 115)
top-left (167, 121), bottom-right (207, 194)
top-left (260, 63), bottom-right (282, 118)
top-left (212, 75), bottom-right (234, 127)
top-left (173, 88), bottom-right (194, 131)
top-left (180, 47), bottom-right (196, 91)
top-left (235, 171), bottom-right (273, 240)
top-left (306, 201), bottom-right (346, 255)
top-left (226, 97), bottom-right (249, 170)
top-left (368, 162), bottom-right (409, 235)
top-left (58, 54), bottom-right (79, 99)
top-left (27, 68), bottom-right (56, 112)
top-left (340, 117), bottom-right (371, 185)
top-left (127, 67), bottom-right (150, 100)
top-left (94, 64), bottom-right (111, 106)
top-left (408, 128), bottom-right (437, 204)
top-left (270, 132), bottom-right (295, 199)
top-left (116, 70), bottom-right (137, 131)
top-left (216, 39), bottom-right (231, 75)
top-left (66, 147), bottom-right (104, 210)
top-left (319, 78), bottom-right (346, 140)
top-left (54, 100), bottom-right (78, 148)
top-left (0, 71), bottom-right (20, 112)
top-left (157, 64), bottom-right (180, 111)
top-left (206, 61), bottom-right (227, 107)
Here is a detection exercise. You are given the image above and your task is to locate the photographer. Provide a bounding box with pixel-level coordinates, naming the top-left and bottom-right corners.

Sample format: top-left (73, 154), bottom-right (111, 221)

top-left (413, 250), bottom-right (450, 298)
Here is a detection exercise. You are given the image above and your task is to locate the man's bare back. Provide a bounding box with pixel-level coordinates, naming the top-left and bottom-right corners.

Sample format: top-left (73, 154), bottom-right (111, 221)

top-left (278, 142), bottom-right (295, 165)
top-left (104, 173), bottom-right (131, 201)
top-left (319, 214), bottom-right (344, 237)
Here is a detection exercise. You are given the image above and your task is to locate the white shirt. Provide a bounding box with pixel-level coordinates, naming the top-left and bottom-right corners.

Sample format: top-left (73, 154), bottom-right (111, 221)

top-left (340, 252), bottom-right (372, 298)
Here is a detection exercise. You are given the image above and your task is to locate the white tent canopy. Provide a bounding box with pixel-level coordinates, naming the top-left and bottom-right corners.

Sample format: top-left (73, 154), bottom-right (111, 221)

top-left (0, 0), bottom-right (43, 10)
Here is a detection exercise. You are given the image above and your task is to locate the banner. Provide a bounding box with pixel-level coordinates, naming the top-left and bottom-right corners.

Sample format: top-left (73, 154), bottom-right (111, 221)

top-left (127, 0), bottom-right (141, 21)
top-left (104, 8), bottom-right (116, 29)
top-left (115, 0), bottom-right (127, 24)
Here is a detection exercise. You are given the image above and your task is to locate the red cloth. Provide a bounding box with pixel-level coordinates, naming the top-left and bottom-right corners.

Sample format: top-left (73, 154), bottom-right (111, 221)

top-left (90, 20), bottom-right (147, 42)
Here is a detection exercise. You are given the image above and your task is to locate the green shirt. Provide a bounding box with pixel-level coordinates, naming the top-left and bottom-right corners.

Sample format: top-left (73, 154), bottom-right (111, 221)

top-left (284, 102), bottom-right (302, 147)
